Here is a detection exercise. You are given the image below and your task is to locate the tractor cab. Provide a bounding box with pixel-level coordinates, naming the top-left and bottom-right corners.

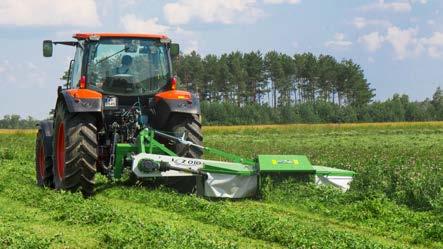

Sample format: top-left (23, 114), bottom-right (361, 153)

top-left (43, 33), bottom-right (180, 95)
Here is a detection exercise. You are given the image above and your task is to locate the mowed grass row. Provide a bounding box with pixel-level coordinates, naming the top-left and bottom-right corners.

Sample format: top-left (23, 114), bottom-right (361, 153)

top-left (0, 122), bottom-right (442, 248)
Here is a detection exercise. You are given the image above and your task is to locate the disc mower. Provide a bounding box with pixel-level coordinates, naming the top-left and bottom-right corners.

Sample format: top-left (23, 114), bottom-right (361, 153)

top-left (35, 33), bottom-right (354, 198)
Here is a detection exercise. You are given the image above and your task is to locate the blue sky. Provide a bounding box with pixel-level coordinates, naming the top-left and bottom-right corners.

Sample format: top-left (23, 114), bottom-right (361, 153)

top-left (0, 0), bottom-right (442, 119)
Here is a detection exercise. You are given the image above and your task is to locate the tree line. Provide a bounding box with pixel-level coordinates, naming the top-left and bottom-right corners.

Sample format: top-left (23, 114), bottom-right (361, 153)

top-left (201, 90), bottom-right (443, 125)
top-left (173, 51), bottom-right (442, 125)
top-left (174, 51), bottom-right (375, 107)
top-left (0, 115), bottom-right (39, 129)
top-left (0, 89), bottom-right (441, 128)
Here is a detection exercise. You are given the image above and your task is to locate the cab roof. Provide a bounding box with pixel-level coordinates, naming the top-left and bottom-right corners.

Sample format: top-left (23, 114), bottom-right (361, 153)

top-left (73, 33), bottom-right (168, 40)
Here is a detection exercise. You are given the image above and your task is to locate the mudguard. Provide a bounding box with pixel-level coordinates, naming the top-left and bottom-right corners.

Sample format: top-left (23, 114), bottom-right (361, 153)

top-left (59, 89), bottom-right (103, 113)
top-left (37, 120), bottom-right (54, 155)
top-left (37, 120), bottom-right (53, 137)
top-left (152, 90), bottom-right (200, 128)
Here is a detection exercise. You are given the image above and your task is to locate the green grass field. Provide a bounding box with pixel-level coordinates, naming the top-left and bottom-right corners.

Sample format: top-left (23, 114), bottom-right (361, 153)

top-left (0, 122), bottom-right (442, 248)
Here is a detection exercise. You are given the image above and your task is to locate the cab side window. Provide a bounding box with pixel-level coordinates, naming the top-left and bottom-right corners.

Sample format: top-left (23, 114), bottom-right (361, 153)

top-left (70, 45), bottom-right (84, 87)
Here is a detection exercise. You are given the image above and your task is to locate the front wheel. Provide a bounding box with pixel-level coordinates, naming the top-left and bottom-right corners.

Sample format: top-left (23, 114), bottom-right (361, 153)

top-left (35, 129), bottom-right (54, 187)
top-left (53, 102), bottom-right (98, 196)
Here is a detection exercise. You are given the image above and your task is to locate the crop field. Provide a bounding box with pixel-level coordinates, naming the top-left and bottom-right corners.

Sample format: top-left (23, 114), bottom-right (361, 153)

top-left (0, 122), bottom-right (442, 248)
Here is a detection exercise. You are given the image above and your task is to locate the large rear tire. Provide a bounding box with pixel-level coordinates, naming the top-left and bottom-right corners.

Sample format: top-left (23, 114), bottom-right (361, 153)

top-left (35, 129), bottom-right (54, 187)
top-left (53, 102), bottom-right (98, 196)
top-left (164, 114), bottom-right (203, 193)
top-left (168, 114), bottom-right (203, 158)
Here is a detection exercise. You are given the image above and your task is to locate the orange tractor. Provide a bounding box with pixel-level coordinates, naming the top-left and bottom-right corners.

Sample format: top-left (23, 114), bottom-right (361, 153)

top-left (36, 33), bottom-right (202, 196)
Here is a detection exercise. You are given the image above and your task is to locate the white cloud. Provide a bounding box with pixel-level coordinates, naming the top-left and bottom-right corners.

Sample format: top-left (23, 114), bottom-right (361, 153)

top-left (26, 62), bottom-right (37, 70)
top-left (385, 26), bottom-right (422, 59)
top-left (357, 26), bottom-right (443, 59)
top-left (411, 0), bottom-right (427, 4)
top-left (361, 0), bottom-right (412, 13)
top-left (0, 0), bottom-right (100, 27)
top-left (118, 0), bottom-right (139, 7)
top-left (263, 0), bottom-right (301, 4)
top-left (173, 27), bottom-right (200, 53)
top-left (420, 32), bottom-right (443, 58)
top-left (325, 33), bottom-right (352, 49)
top-left (357, 26), bottom-right (422, 59)
top-left (0, 60), bottom-right (47, 88)
top-left (352, 17), bottom-right (391, 29)
top-left (163, 0), bottom-right (264, 25)
top-left (359, 32), bottom-right (385, 52)
top-left (121, 15), bottom-right (170, 34)
top-left (420, 32), bottom-right (443, 46)
top-left (0, 60), bottom-right (12, 77)
top-left (55, 30), bottom-right (82, 39)
top-left (120, 15), bottom-right (200, 53)
top-left (427, 46), bottom-right (443, 58)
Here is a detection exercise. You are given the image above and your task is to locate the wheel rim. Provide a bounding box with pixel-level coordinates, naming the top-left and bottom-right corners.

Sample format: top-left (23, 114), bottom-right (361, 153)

top-left (38, 141), bottom-right (45, 178)
top-left (56, 122), bottom-right (65, 180)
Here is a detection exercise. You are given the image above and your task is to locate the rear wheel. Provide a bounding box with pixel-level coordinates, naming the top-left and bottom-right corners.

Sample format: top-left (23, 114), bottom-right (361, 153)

top-left (164, 114), bottom-right (203, 192)
top-left (53, 102), bottom-right (98, 196)
top-left (168, 114), bottom-right (203, 158)
top-left (35, 130), bottom-right (54, 187)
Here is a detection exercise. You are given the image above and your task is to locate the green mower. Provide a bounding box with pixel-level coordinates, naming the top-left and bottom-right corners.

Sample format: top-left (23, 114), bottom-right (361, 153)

top-left (113, 127), bottom-right (354, 198)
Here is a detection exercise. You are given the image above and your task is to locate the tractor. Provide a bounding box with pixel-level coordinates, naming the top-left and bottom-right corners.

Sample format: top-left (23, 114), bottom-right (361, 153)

top-left (36, 33), bottom-right (354, 198)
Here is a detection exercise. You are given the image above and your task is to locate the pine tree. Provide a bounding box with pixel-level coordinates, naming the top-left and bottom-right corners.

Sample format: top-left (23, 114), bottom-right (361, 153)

top-left (243, 51), bottom-right (265, 103)
top-left (264, 51), bottom-right (284, 107)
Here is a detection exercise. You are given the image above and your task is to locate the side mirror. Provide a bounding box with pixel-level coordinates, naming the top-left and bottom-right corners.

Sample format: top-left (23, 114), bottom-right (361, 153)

top-left (43, 40), bottom-right (53, 57)
top-left (170, 43), bottom-right (180, 58)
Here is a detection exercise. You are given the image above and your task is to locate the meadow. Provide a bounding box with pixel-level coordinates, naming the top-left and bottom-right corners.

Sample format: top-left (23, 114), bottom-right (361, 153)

top-left (0, 122), bottom-right (442, 248)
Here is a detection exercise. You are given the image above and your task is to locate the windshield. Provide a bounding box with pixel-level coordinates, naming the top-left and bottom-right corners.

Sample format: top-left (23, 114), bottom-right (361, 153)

top-left (86, 38), bottom-right (171, 95)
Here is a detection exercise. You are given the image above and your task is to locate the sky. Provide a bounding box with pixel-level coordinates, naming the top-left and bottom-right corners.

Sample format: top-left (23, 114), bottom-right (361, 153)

top-left (0, 0), bottom-right (442, 119)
